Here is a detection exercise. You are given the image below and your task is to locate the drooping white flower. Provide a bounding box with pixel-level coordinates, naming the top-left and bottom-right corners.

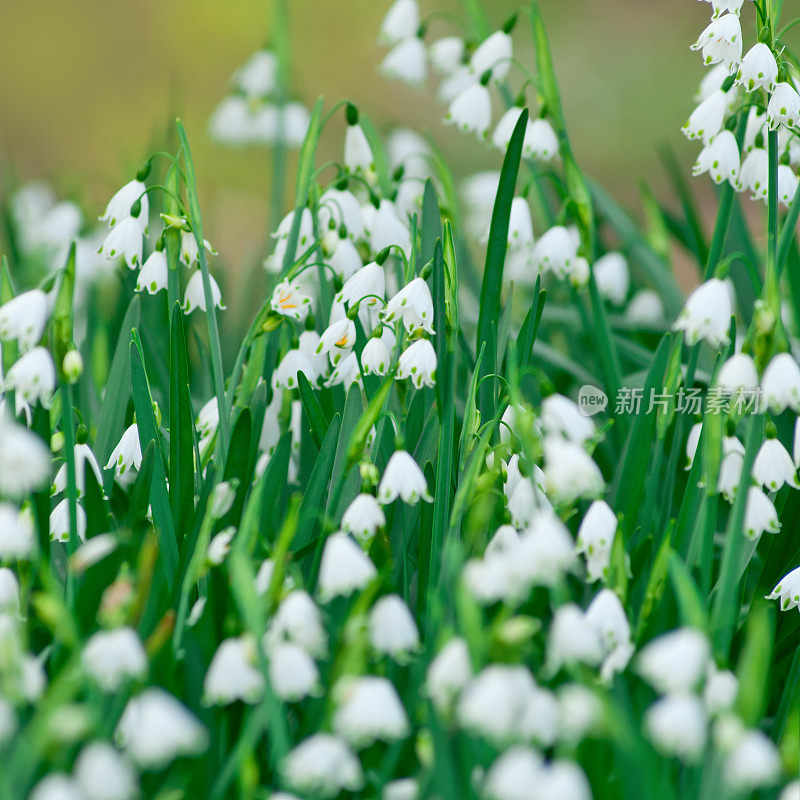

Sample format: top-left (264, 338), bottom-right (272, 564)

top-left (370, 199), bottom-right (412, 258)
top-left (0, 568), bottom-right (20, 611)
top-left (738, 147), bottom-right (769, 198)
top-left (636, 627), bottom-right (710, 694)
top-left (318, 533), bottom-right (377, 601)
top-left (672, 277), bottom-right (732, 347)
top-left (701, 0), bottom-right (746, 17)
top-left (762, 352), bottom-right (800, 412)
top-left (718, 450), bottom-right (744, 502)
top-left (333, 675), bottom-right (410, 748)
top-left (645, 694), bottom-right (707, 762)
top-left (344, 122), bottom-right (375, 175)
top-left (627, 289), bottom-right (665, 324)
top-left (429, 36), bottom-right (465, 75)
top-left (378, 450), bottom-right (432, 504)
top-left (135, 249), bottom-right (167, 294)
top-left (208, 95), bottom-right (253, 144)
top-left (272, 348), bottom-right (317, 391)
top-left (547, 605), bottom-right (604, 674)
top-left (753, 437), bottom-right (799, 491)
top-left (397, 338), bottom-right (437, 388)
top-left (446, 82), bottom-right (492, 140)
top-left (0, 504), bottom-right (35, 559)
top-left (270, 279), bottom-right (312, 322)
top-left (540, 394), bottom-right (595, 445)
top-left (383, 277), bottom-right (434, 334)
top-left (106, 424), bottom-right (143, 478)
top-left (234, 49), bottom-right (277, 97)
top-left (593, 252), bottom-right (630, 305)
top-left (426, 637), bottom-right (472, 713)
top-left (483, 746), bottom-right (544, 800)
top-left (703, 665), bottom-right (738, 714)
top-left (382, 778), bottom-right (419, 800)
top-left (29, 774), bottom-right (83, 800)
top-left (115, 688), bottom-right (208, 769)
top-left (683, 89), bottom-right (729, 143)
top-left (457, 664), bottom-right (536, 743)
top-left (723, 729), bottom-right (781, 792)
top-left (0, 416), bottom-right (51, 499)
top-left (576, 500), bottom-right (617, 582)
top-left (492, 106), bottom-right (529, 153)
top-left (268, 641), bottom-right (320, 702)
top-left (53, 443), bottom-right (103, 498)
top-left (735, 43), bottom-right (778, 93)
top-left (74, 741), bottom-right (138, 800)
top-left (557, 684), bottom-right (602, 742)
top-left (585, 588), bottom-right (635, 682)
top-left (379, 0), bottom-right (419, 45)
top-left (326, 235), bottom-right (363, 280)
top-left (50, 498), bottom-right (87, 543)
top-left (325, 352), bottom-right (361, 390)
top-left (691, 13), bottom-right (743, 68)
top-left (369, 594), bottom-right (419, 658)
top-left (361, 334), bottom-right (392, 376)
top-left (380, 37), bottom-right (427, 85)
top-left (317, 318), bottom-right (356, 366)
top-left (100, 179), bottom-right (148, 230)
top-left (542, 437), bottom-right (604, 504)
top-left (99, 216), bottom-right (143, 269)
top-left (204, 635), bottom-right (264, 705)
top-left (744, 486), bottom-right (780, 539)
top-left (82, 627), bottom-right (147, 691)
top-left (265, 590), bottom-right (327, 657)
top-left (768, 563), bottom-right (800, 612)
top-left (768, 82), bottom-right (800, 130)
top-left (778, 165), bottom-right (799, 207)
top-left (0, 289), bottom-right (49, 351)
top-left (716, 352), bottom-right (758, 393)
top-left (179, 231), bottom-right (216, 268)
top-left (341, 493), bottom-right (385, 544)
top-left (531, 226), bottom-right (579, 279)
top-left (525, 118), bottom-right (560, 162)
top-left (470, 29), bottom-right (512, 82)
top-left (693, 130), bottom-right (740, 186)
top-left (4, 346), bottom-right (56, 409)
top-left (282, 734), bottom-right (364, 798)
top-left (182, 270), bottom-right (225, 313)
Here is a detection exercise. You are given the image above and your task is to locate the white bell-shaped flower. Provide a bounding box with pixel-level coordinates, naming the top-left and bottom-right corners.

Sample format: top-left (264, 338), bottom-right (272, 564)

top-left (636, 627), bottom-right (710, 694)
top-left (265, 590), bottom-right (327, 656)
top-left (378, 450), bottom-right (432, 504)
top-left (4, 346), bottom-right (55, 409)
top-left (645, 694), bottom-right (707, 762)
top-left (627, 289), bottom-right (665, 324)
top-left (724, 729), bottom-right (781, 792)
top-left (81, 627), bottom-right (147, 691)
top-left (29, 775), bottom-right (83, 800)
top-left (369, 594), bottom-right (419, 659)
top-left (701, 0), bottom-right (746, 17)
top-left (337, 263), bottom-right (386, 311)
top-left (542, 437), bottom-right (604, 504)
top-left (74, 741), bottom-right (138, 800)
top-left (53, 443), bottom-right (103, 498)
top-left (50, 498), bottom-right (87, 543)
top-left (204, 635), bottom-right (264, 705)
top-left (718, 450), bottom-right (744, 502)
top-left (778, 165), bottom-right (799, 207)
top-left (492, 106), bottom-right (530, 153)
top-left (99, 216), bottom-right (143, 269)
top-left (0, 568), bottom-right (20, 611)
top-left (585, 588), bottom-right (634, 682)
top-left (179, 231), bottom-right (216, 268)
top-left (426, 637), bottom-right (471, 714)
top-left (767, 565), bottom-right (800, 610)
top-left (106, 424), bottom-right (143, 478)
top-left (576, 500), bottom-right (617, 582)
top-left (234, 50), bottom-right (278, 97)
top-left (762, 352), bottom-right (800, 412)
top-left (744, 486), bottom-right (780, 539)
top-left (484, 747), bottom-right (544, 800)
top-left (383, 277), bottom-right (434, 335)
top-left (0, 416), bottom-right (51, 499)
top-left (735, 43), bottom-right (778, 93)
top-left (380, 37), bottom-right (427, 85)
top-left (370, 199), bottom-right (412, 258)
top-left (344, 122), bottom-right (375, 175)
top-left (270, 280), bottom-right (312, 321)
top-left (341, 493), bottom-right (385, 544)
top-left (0, 289), bottom-right (49, 351)
top-left (325, 352), bottom-right (361, 390)
top-left (317, 318), bottom-right (356, 365)
top-left (100, 179), bottom-right (148, 230)
top-left (318, 533), bottom-right (377, 601)
top-left (208, 96), bottom-right (253, 145)
top-left (0, 504), bottom-right (35, 560)
top-left (691, 13), bottom-right (743, 68)
top-left (693, 130), bottom-right (740, 186)
top-left (753, 437), bottom-right (799, 491)
top-left (397, 338), bottom-right (437, 388)
top-left (379, 0), bottom-right (419, 44)
top-left (547, 605), bottom-right (604, 674)
top-left (673, 277), bottom-right (732, 347)
top-left (333, 675), bottom-right (410, 748)
top-left (525, 118), bottom-right (559, 162)
top-left (268, 641), bottom-right (320, 702)
top-left (429, 36), bottom-right (465, 75)
top-left (593, 252), bottom-right (629, 305)
top-left (272, 348), bottom-right (317, 391)
top-left (326, 235), bottom-right (363, 281)
top-left (716, 352), bottom-right (758, 393)
top-left (703, 665), bottom-right (738, 714)
top-left (683, 89), bottom-right (729, 143)
top-left (182, 270), bottom-right (225, 313)
top-left (446, 82), bottom-right (492, 140)
top-left (768, 82), bottom-right (800, 130)
top-left (361, 335), bottom-right (392, 376)
top-left (696, 63), bottom-right (729, 103)
top-left (282, 734), bottom-right (364, 797)
top-left (470, 29), bottom-right (512, 82)
top-left (115, 688), bottom-right (207, 769)
top-left (531, 226), bottom-right (579, 279)
top-left (539, 761), bottom-right (592, 800)
top-left (135, 249), bottom-right (167, 295)
top-left (540, 394), bottom-right (595, 444)
top-left (738, 147), bottom-right (769, 198)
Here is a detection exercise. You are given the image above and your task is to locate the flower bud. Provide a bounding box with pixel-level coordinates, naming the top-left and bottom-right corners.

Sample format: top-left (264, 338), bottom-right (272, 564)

top-left (62, 349), bottom-right (83, 384)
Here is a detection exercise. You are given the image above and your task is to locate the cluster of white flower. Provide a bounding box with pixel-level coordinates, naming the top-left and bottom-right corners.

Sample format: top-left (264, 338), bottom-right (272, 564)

top-left (209, 49), bottom-right (311, 148)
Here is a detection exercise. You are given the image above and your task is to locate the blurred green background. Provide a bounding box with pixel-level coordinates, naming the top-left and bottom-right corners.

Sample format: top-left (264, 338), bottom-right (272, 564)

top-left (0, 0), bottom-right (771, 305)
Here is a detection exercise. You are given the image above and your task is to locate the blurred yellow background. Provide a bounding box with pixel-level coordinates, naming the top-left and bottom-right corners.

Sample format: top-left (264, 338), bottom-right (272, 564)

top-left (0, 0), bottom-right (778, 312)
